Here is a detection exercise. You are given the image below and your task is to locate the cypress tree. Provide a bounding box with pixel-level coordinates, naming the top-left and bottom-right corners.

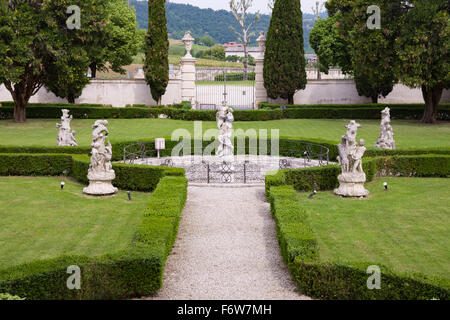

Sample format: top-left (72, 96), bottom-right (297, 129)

top-left (264, 0), bottom-right (307, 104)
top-left (144, 0), bottom-right (169, 104)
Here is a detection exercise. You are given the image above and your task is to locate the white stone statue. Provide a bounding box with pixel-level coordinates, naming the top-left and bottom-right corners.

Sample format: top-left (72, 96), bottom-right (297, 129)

top-left (83, 120), bottom-right (118, 196)
top-left (216, 103), bottom-right (234, 157)
top-left (374, 107), bottom-right (396, 150)
top-left (56, 109), bottom-right (77, 146)
top-left (334, 120), bottom-right (369, 197)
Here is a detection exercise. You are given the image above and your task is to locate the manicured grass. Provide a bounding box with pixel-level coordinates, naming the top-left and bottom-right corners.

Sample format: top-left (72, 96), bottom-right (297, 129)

top-left (0, 118), bottom-right (448, 150)
top-left (296, 177), bottom-right (450, 281)
top-left (0, 177), bottom-right (149, 269)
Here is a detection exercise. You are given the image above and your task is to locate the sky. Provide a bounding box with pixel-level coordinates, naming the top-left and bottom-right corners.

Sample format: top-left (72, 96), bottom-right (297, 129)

top-left (169, 0), bottom-right (324, 14)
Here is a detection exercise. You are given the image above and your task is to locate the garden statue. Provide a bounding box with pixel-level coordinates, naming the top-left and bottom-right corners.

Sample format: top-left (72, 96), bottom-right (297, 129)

top-left (374, 107), bottom-right (396, 150)
top-left (334, 120), bottom-right (369, 197)
top-left (56, 109), bottom-right (77, 146)
top-left (216, 102), bottom-right (234, 157)
top-left (83, 120), bottom-right (118, 196)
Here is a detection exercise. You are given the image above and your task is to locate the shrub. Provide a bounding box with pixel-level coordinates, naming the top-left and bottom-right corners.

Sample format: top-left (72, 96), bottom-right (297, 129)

top-left (214, 72), bottom-right (256, 81)
top-left (0, 153), bottom-right (185, 192)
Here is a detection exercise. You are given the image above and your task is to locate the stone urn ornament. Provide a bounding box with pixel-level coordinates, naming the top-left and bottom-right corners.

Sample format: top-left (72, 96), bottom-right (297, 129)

top-left (56, 109), bottom-right (77, 146)
top-left (334, 120), bottom-right (369, 197)
top-left (83, 120), bottom-right (118, 196)
top-left (182, 31), bottom-right (195, 58)
top-left (256, 31), bottom-right (266, 58)
top-left (374, 107), bottom-right (396, 150)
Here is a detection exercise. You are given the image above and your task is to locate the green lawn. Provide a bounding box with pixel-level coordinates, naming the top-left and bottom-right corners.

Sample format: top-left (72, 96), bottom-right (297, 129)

top-left (0, 118), bottom-right (449, 150)
top-left (0, 177), bottom-right (149, 269)
top-left (296, 177), bottom-right (450, 280)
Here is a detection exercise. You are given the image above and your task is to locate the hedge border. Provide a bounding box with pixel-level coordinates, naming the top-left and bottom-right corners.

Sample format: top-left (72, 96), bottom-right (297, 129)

top-left (266, 155), bottom-right (450, 299)
top-left (2, 102), bottom-right (450, 121)
top-left (0, 165), bottom-right (188, 299)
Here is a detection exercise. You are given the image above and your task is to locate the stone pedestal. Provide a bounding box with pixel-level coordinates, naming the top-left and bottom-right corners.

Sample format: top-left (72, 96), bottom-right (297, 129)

top-left (83, 171), bottom-right (118, 196)
top-left (334, 172), bottom-right (369, 197)
top-left (180, 56), bottom-right (196, 105)
top-left (254, 56), bottom-right (267, 109)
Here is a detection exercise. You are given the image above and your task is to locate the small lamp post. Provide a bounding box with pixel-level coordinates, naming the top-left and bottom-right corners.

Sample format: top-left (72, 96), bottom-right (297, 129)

top-left (60, 181), bottom-right (65, 191)
top-left (182, 31), bottom-right (195, 58)
top-left (308, 190), bottom-right (317, 199)
top-left (155, 138), bottom-right (166, 159)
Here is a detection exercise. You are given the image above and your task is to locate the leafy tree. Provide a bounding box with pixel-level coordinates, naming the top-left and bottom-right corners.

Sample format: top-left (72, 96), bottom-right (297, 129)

top-left (44, 49), bottom-right (90, 104)
top-left (264, 0), bottom-right (307, 104)
top-left (144, 0), bottom-right (169, 104)
top-left (309, 13), bottom-right (352, 75)
top-left (0, 0), bottom-right (51, 122)
top-left (106, 0), bottom-right (140, 74)
top-left (326, 0), bottom-right (399, 103)
top-left (87, 0), bottom-right (139, 78)
top-left (394, 0), bottom-right (450, 123)
top-left (200, 35), bottom-right (215, 47)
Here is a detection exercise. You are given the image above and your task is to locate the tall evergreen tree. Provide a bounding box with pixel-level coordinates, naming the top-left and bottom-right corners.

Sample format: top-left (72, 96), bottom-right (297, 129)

top-left (264, 0), bottom-right (307, 104)
top-left (144, 0), bottom-right (169, 104)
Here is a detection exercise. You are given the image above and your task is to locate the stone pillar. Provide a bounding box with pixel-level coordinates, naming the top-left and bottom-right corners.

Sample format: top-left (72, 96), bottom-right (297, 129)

top-left (181, 31), bottom-right (197, 107)
top-left (254, 32), bottom-right (267, 109)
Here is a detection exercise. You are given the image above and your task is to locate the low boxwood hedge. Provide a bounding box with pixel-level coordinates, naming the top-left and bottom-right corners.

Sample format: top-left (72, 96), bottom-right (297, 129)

top-left (259, 102), bottom-right (450, 110)
top-left (266, 154), bottom-right (450, 193)
top-left (268, 184), bottom-right (449, 300)
top-left (0, 176), bottom-right (188, 299)
top-left (3, 101), bottom-right (449, 120)
top-left (0, 153), bottom-right (185, 192)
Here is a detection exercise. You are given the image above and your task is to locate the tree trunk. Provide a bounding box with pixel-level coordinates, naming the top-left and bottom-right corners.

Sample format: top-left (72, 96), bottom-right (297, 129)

top-left (371, 96), bottom-right (378, 103)
top-left (288, 94), bottom-right (294, 105)
top-left (90, 62), bottom-right (97, 78)
top-left (421, 85), bottom-right (442, 124)
top-left (13, 93), bottom-right (28, 123)
top-left (68, 93), bottom-right (75, 104)
top-left (243, 43), bottom-right (248, 81)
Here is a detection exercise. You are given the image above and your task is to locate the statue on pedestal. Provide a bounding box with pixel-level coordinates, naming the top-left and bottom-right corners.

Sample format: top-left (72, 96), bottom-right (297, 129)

top-left (374, 107), bottom-right (396, 150)
top-left (56, 109), bottom-right (77, 146)
top-left (334, 120), bottom-right (369, 197)
top-left (216, 103), bottom-right (234, 158)
top-left (83, 120), bottom-right (118, 196)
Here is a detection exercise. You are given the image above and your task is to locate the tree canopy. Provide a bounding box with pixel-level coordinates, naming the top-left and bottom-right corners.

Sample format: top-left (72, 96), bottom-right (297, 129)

top-left (327, 0), bottom-right (449, 122)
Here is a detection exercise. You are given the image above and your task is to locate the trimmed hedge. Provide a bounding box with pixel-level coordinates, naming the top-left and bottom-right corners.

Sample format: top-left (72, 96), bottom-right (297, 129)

top-left (268, 184), bottom-right (449, 300)
top-left (259, 102), bottom-right (450, 110)
top-left (258, 102), bottom-right (450, 120)
top-left (266, 154), bottom-right (450, 193)
top-left (0, 176), bottom-right (188, 299)
top-left (3, 102), bottom-right (449, 120)
top-left (0, 153), bottom-right (185, 192)
top-left (214, 72), bottom-right (256, 81)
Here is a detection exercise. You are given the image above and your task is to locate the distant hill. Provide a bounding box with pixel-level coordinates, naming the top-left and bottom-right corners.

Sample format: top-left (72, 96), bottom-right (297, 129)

top-left (130, 1), bottom-right (327, 53)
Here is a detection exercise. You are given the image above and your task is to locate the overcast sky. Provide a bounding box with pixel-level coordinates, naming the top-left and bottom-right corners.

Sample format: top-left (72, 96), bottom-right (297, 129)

top-left (169, 0), bottom-right (324, 14)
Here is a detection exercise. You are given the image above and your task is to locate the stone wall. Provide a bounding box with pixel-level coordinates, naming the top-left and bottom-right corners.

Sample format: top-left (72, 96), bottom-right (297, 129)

top-left (0, 79), bottom-right (182, 107)
top-left (1, 78), bottom-right (449, 107)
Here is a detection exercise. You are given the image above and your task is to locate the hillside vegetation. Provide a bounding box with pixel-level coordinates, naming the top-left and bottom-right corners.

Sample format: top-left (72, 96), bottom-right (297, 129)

top-left (130, 1), bottom-right (321, 52)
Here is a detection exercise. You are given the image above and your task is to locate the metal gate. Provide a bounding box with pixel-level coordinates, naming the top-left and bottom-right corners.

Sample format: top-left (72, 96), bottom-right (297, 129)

top-left (195, 67), bottom-right (255, 110)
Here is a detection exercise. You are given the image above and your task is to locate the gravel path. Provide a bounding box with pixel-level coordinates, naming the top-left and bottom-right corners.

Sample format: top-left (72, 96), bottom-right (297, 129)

top-left (145, 186), bottom-right (309, 300)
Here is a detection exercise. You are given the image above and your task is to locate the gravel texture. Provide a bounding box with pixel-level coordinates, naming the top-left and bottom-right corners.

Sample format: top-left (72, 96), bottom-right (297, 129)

top-left (145, 186), bottom-right (310, 300)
